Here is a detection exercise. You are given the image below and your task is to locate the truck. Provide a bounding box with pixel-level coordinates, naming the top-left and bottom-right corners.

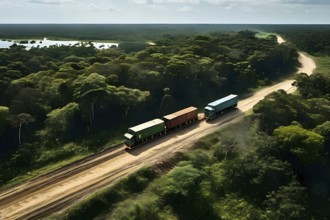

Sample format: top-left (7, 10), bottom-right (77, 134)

top-left (204, 94), bottom-right (238, 120)
top-left (124, 118), bottom-right (165, 148)
top-left (163, 106), bottom-right (198, 131)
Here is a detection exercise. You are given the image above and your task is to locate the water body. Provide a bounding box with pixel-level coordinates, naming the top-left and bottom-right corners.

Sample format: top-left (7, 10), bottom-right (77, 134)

top-left (0, 38), bottom-right (118, 50)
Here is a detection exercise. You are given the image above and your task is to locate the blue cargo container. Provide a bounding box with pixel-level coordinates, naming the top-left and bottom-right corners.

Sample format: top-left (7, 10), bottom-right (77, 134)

top-left (204, 94), bottom-right (238, 120)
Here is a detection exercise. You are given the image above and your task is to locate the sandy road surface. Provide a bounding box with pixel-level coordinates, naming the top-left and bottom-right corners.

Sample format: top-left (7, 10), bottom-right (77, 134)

top-left (276, 35), bottom-right (286, 44)
top-left (0, 41), bottom-right (316, 220)
top-left (297, 53), bottom-right (316, 75)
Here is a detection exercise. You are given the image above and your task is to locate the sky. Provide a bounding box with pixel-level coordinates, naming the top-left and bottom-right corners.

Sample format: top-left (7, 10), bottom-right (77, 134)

top-left (0, 0), bottom-right (329, 24)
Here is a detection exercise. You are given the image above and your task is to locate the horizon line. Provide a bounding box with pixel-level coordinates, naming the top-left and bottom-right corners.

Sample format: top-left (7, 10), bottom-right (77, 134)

top-left (0, 23), bottom-right (330, 25)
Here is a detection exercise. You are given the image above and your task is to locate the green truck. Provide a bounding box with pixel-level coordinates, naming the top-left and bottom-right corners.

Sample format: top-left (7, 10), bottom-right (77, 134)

top-left (124, 119), bottom-right (166, 148)
top-left (204, 94), bottom-right (238, 120)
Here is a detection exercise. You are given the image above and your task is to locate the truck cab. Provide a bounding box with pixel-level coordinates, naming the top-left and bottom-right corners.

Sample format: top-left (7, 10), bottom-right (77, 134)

top-left (124, 133), bottom-right (135, 147)
top-left (204, 106), bottom-right (216, 120)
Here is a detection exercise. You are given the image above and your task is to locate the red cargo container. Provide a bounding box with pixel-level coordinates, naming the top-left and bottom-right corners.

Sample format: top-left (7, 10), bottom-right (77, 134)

top-left (163, 106), bottom-right (198, 131)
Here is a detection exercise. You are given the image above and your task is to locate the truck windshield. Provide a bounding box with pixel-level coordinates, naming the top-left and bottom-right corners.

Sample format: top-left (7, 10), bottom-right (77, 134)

top-left (124, 133), bottom-right (135, 146)
top-left (204, 107), bottom-right (214, 117)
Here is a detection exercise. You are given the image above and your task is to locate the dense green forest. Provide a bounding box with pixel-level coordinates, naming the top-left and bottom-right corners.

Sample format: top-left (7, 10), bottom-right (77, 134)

top-left (0, 28), bottom-right (298, 186)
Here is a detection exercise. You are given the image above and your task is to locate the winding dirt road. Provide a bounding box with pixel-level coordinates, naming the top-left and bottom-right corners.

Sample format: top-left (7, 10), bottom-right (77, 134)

top-left (0, 37), bottom-right (316, 220)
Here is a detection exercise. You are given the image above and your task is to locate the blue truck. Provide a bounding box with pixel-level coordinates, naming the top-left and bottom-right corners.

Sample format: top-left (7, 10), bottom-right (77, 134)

top-left (204, 94), bottom-right (238, 120)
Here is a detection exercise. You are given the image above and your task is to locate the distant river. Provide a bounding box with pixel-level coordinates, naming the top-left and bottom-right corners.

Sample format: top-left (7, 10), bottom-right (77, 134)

top-left (0, 38), bottom-right (118, 50)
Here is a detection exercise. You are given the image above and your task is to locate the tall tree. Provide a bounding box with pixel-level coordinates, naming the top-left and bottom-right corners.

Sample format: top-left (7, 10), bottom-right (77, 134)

top-left (274, 125), bottom-right (324, 164)
top-left (10, 113), bottom-right (35, 146)
top-left (79, 88), bottom-right (110, 131)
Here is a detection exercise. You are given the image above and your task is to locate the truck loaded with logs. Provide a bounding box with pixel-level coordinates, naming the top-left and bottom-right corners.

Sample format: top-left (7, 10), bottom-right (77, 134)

top-left (124, 94), bottom-right (238, 148)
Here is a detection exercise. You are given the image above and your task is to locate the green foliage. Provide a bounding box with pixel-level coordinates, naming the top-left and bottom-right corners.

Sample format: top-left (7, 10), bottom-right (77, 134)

top-left (152, 162), bottom-right (202, 206)
top-left (73, 72), bottom-right (107, 98)
top-left (0, 106), bottom-right (9, 135)
top-left (118, 42), bottom-right (148, 53)
top-left (220, 155), bottom-right (293, 201)
top-left (253, 90), bottom-right (330, 133)
top-left (314, 121), bottom-right (330, 142)
top-left (215, 193), bottom-right (264, 219)
top-left (36, 143), bottom-right (85, 166)
top-left (122, 167), bottom-right (158, 193)
top-left (42, 103), bottom-right (81, 143)
top-left (294, 73), bottom-right (330, 98)
top-left (109, 194), bottom-right (162, 220)
top-left (274, 125), bottom-right (324, 164)
top-left (9, 143), bottom-right (36, 167)
top-left (148, 161), bottom-right (218, 220)
top-left (264, 181), bottom-right (308, 220)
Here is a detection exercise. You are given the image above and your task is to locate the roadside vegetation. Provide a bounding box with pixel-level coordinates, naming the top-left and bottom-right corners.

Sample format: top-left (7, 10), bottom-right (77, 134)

top-left (0, 28), bottom-right (299, 188)
top-left (313, 56), bottom-right (330, 75)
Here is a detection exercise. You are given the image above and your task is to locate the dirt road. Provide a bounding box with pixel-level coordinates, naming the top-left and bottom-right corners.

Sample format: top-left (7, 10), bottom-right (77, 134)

top-left (0, 41), bottom-right (316, 220)
top-left (276, 35), bottom-right (286, 44)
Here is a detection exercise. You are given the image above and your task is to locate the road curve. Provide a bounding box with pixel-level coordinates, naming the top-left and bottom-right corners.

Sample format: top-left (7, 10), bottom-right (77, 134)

top-left (0, 42), bottom-right (316, 220)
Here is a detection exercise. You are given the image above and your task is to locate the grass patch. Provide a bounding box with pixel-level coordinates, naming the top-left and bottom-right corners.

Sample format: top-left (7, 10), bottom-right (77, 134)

top-left (313, 55), bottom-right (330, 75)
top-left (255, 31), bottom-right (276, 39)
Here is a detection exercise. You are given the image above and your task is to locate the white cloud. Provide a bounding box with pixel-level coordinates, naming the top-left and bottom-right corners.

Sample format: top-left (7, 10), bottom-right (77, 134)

top-left (28, 0), bottom-right (73, 5)
top-left (148, 4), bottom-right (166, 9)
top-left (203, 0), bottom-right (261, 6)
top-left (131, 0), bottom-right (141, 3)
top-left (177, 5), bottom-right (198, 11)
top-left (131, 0), bottom-right (269, 7)
top-left (0, 2), bottom-right (14, 7)
top-left (282, 0), bottom-right (330, 5)
top-left (132, 0), bottom-right (200, 4)
top-left (161, 0), bottom-right (200, 3)
top-left (79, 3), bottom-right (120, 12)
top-left (131, 0), bottom-right (151, 4)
